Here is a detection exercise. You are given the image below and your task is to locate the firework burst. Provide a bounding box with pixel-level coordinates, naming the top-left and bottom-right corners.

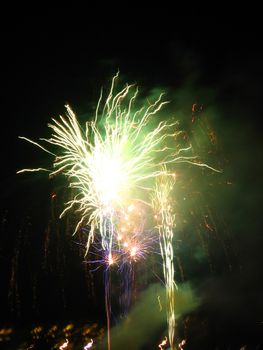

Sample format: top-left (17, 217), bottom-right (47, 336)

top-left (18, 72), bottom-right (219, 349)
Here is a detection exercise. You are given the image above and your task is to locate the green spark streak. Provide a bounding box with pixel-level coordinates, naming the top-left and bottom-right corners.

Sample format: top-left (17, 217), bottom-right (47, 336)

top-left (153, 171), bottom-right (176, 350)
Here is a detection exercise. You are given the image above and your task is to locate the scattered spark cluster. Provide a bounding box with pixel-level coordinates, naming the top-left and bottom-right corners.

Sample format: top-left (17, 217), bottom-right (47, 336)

top-left (18, 73), bottom-right (219, 349)
top-left (85, 225), bottom-right (158, 273)
top-left (0, 323), bottom-right (100, 349)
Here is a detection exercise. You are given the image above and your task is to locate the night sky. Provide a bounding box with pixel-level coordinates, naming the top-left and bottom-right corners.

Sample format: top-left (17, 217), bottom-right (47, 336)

top-left (1, 18), bottom-right (263, 349)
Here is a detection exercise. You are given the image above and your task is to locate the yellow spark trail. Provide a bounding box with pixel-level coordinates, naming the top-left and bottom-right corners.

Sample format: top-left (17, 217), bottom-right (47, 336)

top-left (153, 170), bottom-right (176, 349)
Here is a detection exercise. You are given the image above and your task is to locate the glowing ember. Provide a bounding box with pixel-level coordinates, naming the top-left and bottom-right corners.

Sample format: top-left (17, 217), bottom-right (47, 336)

top-left (59, 339), bottom-right (69, 349)
top-left (178, 339), bottom-right (186, 349)
top-left (84, 338), bottom-right (94, 349)
top-left (158, 336), bottom-right (168, 349)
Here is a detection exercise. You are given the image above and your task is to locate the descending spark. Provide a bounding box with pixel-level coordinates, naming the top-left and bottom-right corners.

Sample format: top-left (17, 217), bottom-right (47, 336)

top-left (59, 339), bottom-right (69, 349)
top-left (105, 270), bottom-right (111, 350)
top-left (157, 295), bottom-right (163, 311)
top-left (153, 171), bottom-right (176, 350)
top-left (84, 339), bottom-right (94, 349)
top-left (159, 336), bottom-right (168, 349)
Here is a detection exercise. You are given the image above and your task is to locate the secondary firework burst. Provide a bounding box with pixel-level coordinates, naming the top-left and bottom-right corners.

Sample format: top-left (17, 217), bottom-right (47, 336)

top-left (18, 72), bottom-right (219, 349)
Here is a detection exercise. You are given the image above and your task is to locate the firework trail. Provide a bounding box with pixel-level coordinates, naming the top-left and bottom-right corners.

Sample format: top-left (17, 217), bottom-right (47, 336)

top-left (18, 72), bottom-right (219, 349)
top-left (153, 170), bottom-right (176, 349)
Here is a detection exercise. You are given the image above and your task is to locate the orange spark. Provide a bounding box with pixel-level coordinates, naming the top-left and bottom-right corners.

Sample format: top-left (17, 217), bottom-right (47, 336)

top-left (59, 339), bottom-right (69, 349)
